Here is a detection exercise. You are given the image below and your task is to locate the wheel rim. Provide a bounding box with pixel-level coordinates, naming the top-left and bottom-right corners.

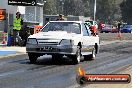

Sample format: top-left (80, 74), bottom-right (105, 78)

top-left (77, 46), bottom-right (81, 63)
top-left (92, 48), bottom-right (96, 59)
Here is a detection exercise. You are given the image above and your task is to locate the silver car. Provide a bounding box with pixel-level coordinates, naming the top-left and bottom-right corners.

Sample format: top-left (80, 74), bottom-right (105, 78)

top-left (26, 21), bottom-right (99, 64)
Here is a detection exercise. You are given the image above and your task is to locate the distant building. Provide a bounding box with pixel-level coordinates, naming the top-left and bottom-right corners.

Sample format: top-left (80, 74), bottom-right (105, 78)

top-left (0, 0), bottom-right (17, 32)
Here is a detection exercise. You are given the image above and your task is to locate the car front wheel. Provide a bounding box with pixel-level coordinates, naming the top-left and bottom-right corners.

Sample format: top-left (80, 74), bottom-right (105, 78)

top-left (28, 53), bottom-right (38, 63)
top-left (69, 46), bottom-right (81, 64)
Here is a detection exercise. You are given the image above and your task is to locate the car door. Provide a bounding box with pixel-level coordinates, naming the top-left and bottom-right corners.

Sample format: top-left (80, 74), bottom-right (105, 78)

top-left (81, 24), bottom-right (99, 54)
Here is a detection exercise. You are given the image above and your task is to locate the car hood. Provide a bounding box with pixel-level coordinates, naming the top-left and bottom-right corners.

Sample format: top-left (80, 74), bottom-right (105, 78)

top-left (28, 31), bottom-right (81, 40)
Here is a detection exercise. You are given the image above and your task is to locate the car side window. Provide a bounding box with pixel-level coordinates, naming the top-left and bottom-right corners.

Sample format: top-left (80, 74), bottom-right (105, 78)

top-left (82, 23), bottom-right (92, 36)
top-left (85, 25), bottom-right (92, 36)
top-left (88, 29), bottom-right (92, 36)
top-left (82, 24), bottom-right (90, 36)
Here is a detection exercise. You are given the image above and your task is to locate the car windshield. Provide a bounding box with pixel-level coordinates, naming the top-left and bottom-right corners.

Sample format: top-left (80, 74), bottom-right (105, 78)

top-left (42, 22), bottom-right (81, 34)
top-left (123, 25), bottom-right (132, 28)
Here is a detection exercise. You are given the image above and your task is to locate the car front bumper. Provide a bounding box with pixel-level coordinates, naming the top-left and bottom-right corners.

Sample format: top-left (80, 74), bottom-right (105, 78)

top-left (26, 44), bottom-right (78, 55)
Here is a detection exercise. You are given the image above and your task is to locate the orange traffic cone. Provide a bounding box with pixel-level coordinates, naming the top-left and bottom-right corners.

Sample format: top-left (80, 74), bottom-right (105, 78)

top-left (2, 32), bottom-right (7, 44)
top-left (117, 32), bottom-right (122, 40)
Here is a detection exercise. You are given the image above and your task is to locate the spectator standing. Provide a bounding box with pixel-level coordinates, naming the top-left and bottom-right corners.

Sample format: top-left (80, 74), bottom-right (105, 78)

top-left (13, 12), bottom-right (23, 46)
top-left (56, 14), bottom-right (65, 21)
top-left (89, 25), bottom-right (98, 36)
top-left (117, 21), bottom-right (122, 33)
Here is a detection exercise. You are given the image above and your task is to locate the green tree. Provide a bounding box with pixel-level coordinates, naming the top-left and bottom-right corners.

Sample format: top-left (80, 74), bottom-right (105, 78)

top-left (43, 0), bottom-right (57, 15)
top-left (42, 0), bottom-right (131, 23)
top-left (96, 0), bottom-right (118, 23)
top-left (120, 0), bottom-right (132, 23)
top-left (73, 0), bottom-right (84, 16)
top-left (63, 0), bottom-right (84, 16)
top-left (83, 0), bottom-right (91, 17)
top-left (63, 0), bottom-right (74, 15)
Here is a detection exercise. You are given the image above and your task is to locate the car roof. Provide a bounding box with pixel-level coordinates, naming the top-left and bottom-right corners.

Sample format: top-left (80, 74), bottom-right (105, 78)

top-left (49, 21), bottom-right (82, 23)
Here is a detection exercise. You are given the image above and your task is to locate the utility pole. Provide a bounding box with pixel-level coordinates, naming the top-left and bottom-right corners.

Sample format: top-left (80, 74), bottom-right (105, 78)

top-left (94, 0), bottom-right (96, 24)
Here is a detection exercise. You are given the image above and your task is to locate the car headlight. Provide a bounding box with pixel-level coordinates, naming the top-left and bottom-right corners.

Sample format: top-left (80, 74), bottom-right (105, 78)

top-left (59, 39), bottom-right (74, 45)
top-left (27, 38), bottom-right (37, 44)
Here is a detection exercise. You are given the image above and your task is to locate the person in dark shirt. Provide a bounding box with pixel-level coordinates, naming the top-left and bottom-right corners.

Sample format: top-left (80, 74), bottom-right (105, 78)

top-left (118, 22), bottom-right (122, 33)
top-left (56, 14), bottom-right (65, 21)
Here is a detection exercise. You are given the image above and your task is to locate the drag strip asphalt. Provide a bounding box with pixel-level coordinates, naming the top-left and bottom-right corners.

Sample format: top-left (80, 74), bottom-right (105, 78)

top-left (0, 41), bottom-right (132, 88)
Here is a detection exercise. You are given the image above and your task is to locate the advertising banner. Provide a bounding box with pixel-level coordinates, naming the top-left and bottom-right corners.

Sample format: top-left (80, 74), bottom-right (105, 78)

top-left (8, 0), bottom-right (36, 6)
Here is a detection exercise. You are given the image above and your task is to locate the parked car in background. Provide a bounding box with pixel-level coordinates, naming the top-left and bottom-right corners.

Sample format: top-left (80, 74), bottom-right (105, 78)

top-left (121, 25), bottom-right (132, 33)
top-left (100, 25), bottom-right (118, 33)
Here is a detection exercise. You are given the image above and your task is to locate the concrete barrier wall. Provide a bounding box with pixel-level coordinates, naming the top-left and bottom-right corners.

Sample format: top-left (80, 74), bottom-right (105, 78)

top-left (0, 32), bottom-right (131, 44)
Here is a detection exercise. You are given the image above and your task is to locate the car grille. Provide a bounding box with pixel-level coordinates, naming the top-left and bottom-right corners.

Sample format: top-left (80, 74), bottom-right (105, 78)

top-left (37, 39), bottom-right (60, 45)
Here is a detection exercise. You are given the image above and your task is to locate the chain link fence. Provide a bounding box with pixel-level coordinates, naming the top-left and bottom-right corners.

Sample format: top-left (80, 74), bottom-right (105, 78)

top-left (24, 6), bottom-right (41, 23)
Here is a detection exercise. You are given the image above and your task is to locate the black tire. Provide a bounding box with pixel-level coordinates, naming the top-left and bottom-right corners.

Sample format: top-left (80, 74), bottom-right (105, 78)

top-left (28, 53), bottom-right (38, 63)
top-left (84, 48), bottom-right (96, 60)
top-left (95, 44), bottom-right (99, 54)
top-left (91, 48), bottom-right (96, 60)
top-left (70, 46), bottom-right (81, 64)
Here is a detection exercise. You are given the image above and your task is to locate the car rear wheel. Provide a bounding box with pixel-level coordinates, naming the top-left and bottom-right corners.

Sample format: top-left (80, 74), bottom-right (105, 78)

top-left (84, 48), bottom-right (96, 60)
top-left (91, 48), bottom-right (96, 60)
top-left (28, 53), bottom-right (38, 64)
